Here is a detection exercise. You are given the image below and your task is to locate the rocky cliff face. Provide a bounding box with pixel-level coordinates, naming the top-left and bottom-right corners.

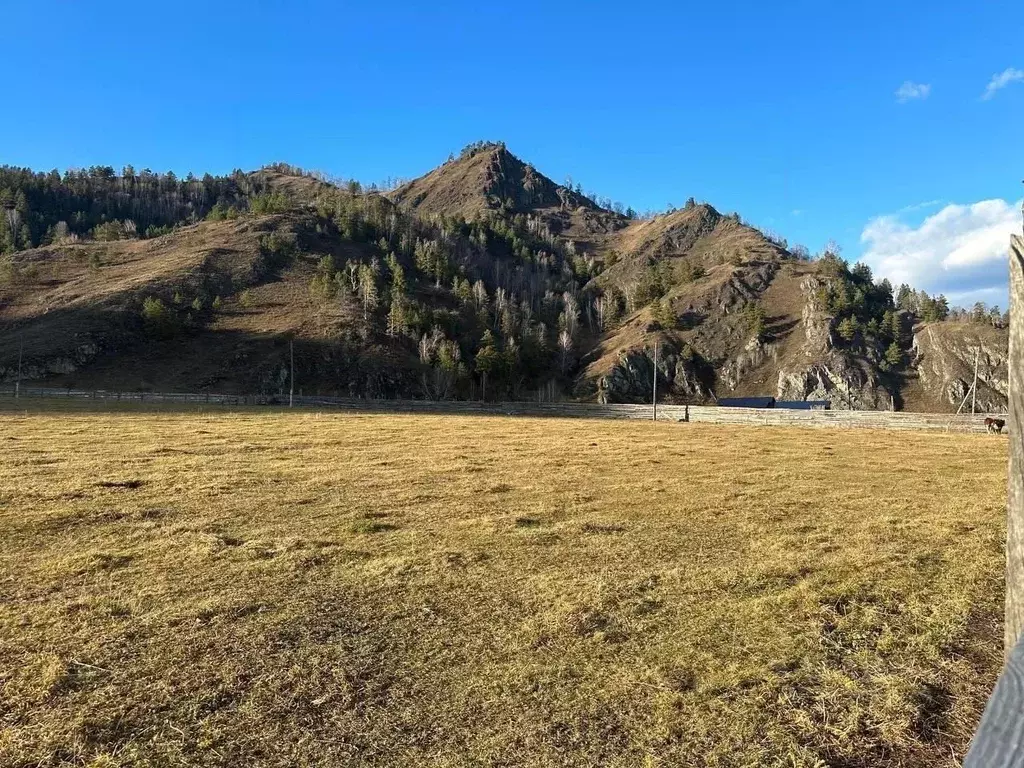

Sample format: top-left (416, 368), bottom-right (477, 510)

top-left (0, 340), bottom-right (101, 383)
top-left (775, 360), bottom-right (889, 409)
top-left (772, 275), bottom-right (892, 409)
top-left (586, 264), bottom-right (899, 408)
top-left (595, 339), bottom-right (711, 404)
top-left (582, 253), bottom-right (1012, 412)
top-left (911, 323), bottom-right (1008, 412)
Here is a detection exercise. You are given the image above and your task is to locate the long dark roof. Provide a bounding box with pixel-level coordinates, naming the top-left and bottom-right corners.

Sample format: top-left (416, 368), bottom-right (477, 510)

top-left (775, 400), bottom-right (831, 410)
top-left (717, 397), bottom-right (776, 409)
top-left (717, 397), bottom-right (832, 410)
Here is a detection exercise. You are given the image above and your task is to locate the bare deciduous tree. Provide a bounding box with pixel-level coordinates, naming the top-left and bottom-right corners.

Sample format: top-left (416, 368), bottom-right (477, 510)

top-left (558, 329), bottom-right (573, 374)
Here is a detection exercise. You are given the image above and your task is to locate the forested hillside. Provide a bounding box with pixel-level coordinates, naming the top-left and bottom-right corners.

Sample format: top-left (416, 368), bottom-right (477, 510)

top-left (0, 145), bottom-right (1010, 411)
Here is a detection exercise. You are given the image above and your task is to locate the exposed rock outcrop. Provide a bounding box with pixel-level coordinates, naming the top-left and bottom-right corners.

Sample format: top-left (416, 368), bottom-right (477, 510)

top-left (719, 337), bottom-right (777, 391)
top-left (595, 341), bottom-right (711, 404)
top-left (776, 360), bottom-right (889, 410)
top-left (773, 274), bottom-right (892, 409)
top-left (911, 323), bottom-right (1008, 412)
top-left (797, 275), bottom-right (833, 356)
top-left (0, 340), bottom-right (102, 383)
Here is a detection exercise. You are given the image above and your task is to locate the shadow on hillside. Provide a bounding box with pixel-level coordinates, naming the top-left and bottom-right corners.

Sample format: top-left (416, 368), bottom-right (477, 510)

top-left (765, 316), bottom-right (800, 339)
top-left (675, 311), bottom-right (705, 331)
top-left (1, 302), bottom-right (421, 400)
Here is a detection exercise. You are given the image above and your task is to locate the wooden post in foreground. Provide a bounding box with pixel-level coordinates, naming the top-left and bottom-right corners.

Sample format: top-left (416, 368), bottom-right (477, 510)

top-left (1007, 234), bottom-right (1024, 652)
top-left (962, 234), bottom-right (1024, 767)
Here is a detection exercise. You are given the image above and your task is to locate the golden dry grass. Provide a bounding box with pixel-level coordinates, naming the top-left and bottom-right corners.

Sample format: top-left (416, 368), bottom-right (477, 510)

top-left (0, 402), bottom-right (1008, 767)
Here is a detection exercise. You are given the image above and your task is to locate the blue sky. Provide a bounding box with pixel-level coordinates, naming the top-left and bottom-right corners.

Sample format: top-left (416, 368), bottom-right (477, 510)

top-left (3, 1), bottom-right (1022, 304)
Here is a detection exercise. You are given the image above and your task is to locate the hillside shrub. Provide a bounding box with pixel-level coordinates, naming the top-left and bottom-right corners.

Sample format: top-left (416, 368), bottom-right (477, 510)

top-left (141, 297), bottom-right (177, 338)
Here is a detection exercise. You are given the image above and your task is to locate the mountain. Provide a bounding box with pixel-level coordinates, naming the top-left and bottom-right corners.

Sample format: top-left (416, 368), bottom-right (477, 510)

top-left (0, 148), bottom-right (1010, 411)
top-left (388, 141), bottom-right (624, 237)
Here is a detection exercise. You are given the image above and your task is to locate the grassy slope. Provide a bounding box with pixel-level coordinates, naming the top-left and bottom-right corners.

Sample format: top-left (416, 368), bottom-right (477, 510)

top-left (0, 217), bottom-right (272, 359)
top-left (0, 213), bottom-right (396, 393)
top-left (0, 403), bottom-right (1006, 767)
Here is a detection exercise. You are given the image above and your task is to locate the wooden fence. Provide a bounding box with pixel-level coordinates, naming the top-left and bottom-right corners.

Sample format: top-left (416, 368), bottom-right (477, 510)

top-left (0, 385), bottom-right (1004, 433)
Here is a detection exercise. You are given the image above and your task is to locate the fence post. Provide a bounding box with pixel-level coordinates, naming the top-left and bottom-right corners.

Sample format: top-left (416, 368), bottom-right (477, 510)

top-left (1007, 234), bottom-right (1024, 652)
top-left (14, 335), bottom-right (22, 400)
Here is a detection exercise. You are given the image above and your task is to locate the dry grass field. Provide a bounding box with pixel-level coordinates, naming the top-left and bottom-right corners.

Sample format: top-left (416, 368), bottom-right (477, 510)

top-left (0, 402), bottom-right (1008, 767)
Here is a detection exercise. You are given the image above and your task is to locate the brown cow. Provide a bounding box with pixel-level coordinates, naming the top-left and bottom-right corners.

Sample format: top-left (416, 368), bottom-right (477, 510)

top-left (985, 417), bottom-right (1006, 434)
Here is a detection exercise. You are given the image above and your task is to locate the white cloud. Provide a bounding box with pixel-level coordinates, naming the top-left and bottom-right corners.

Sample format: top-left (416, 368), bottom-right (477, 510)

top-left (791, 209), bottom-right (803, 217)
top-left (860, 199), bottom-right (1022, 307)
top-left (895, 81), bottom-right (931, 102)
top-left (897, 199), bottom-right (943, 213)
top-left (982, 67), bottom-right (1024, 100)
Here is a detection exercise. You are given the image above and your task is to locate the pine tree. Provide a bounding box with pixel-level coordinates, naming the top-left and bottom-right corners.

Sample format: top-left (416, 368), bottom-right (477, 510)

top-left (475, 330), bottom-right (500, 401)
top-left (386, 297), bottom-right (406, 337)
top-left (383, 253), bottom-right (407, 336)
top-left (896, 284), bottom-right (913, 311)
top-left (414, 239), bottom-right (438, 281)
top-left (744, 302), bottom-right (766, 341)
top-left (882, 310), bottom-right (900, 342)
top-left (18, 224), bottom-right (33, 250)
top-left (885, 341), bottom-right (903, 368)
top-left (0, 219), bottom-right (14, 254)
top-left (837, 316), bottom-right (858, 341)
top-left (651, 298), bottom-right (675, 329)
top-left (385, 252), bottom-right (405, 297)
top-left (141, 296), bottom-right (176, 338)
top-left (920, 296), bottom-right (937, 321)
top-left (455, 277), bottom-right (473, 305)
top-left (503, 338), bottom-right (521, 396)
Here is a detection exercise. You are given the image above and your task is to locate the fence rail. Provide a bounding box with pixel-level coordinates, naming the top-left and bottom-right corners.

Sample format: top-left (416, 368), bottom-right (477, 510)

top-left (0, 386), bottom-right (1005, 433)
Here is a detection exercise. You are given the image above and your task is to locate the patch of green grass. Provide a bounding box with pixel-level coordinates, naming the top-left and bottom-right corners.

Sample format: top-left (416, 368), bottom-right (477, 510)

top-left (349, 519), bottom-right (397, 534)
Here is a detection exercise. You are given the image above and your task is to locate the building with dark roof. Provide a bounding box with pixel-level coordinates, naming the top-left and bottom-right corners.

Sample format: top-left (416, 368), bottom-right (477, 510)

top-left (775, 400), bottom-right (831, 410)
top-left (717, 397), bottom-right (831, 410)
top-left (717, 397), bottom-right (776, 409)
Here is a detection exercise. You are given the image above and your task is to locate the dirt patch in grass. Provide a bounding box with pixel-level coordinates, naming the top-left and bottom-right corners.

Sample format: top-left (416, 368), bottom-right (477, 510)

top-left (96, 479), bottom-right (145, 490)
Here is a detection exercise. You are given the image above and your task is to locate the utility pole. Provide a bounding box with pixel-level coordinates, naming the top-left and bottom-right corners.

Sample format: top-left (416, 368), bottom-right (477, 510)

top-left (652, 340), bottom-right (658, 421)
top-left (289, 340), bottom-right (294, 408)
top-left (972, 349), bottom-right (979, 415)
top-left (15, 333), bottom-right (23, 400)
